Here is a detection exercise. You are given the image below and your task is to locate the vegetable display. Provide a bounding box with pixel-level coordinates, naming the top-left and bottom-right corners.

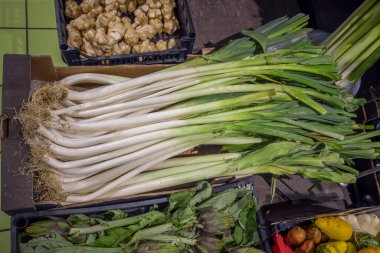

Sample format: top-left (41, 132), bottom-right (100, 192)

top-left (64, 0), bottom-right (179, 56)
top-left (18, 181), bottom-right (264, 253)
top-left (322, 0), bottom-right (380, 89)
top-left (19, 13), bottom-right (380, 205)
top-left (279, 216), bottom-right (380, 253)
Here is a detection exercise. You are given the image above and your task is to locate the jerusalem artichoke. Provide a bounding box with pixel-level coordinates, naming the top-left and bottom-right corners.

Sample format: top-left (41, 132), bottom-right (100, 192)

top-left (127, 0), bottom-right (137, 12)
top-left (161, 3), bottom-right (173, 21)
top-left (132, 43), bottom-right (142, 53)
top-left (80, 0), bottom-right (103, 17)
top-left (146, 0), bottom-right (161, 8)
top-left (82, 28), bottom-right (97, 41)
top-left (124, 28), bottom-right (140, 46)
top-left (122, 17), bottom-right (133, 29)
top-left (81, 38), bottom-right (99, 56)
top-left (140, 3), bottom-right (150, 12)
top-left (112, 41), bottom-right (132, 54)
top-left (149, 18), bottom-right (163, 34)
top-left (155, 39), bottom-right (167, 51)
top-left (70, 13), bottom-right (96, 31)
top-left (147, 8), bottom-right (162, 19)
top-left (66, 24), bottom-right (83, 48)
top-left (65, 0), bottom-right (180, 56)
top-left (136, 24), bottom-right (156, 40)
top-left (117, 0), bottom-right (130, 13)
top-left (65, 0), bottom-right (83, 19)
top-left (140, 39), bottom-right (157, 52)
top-left (160, 0), bottom-right (176, 7)
top-left (163, 17), bottom-right (179, 34)
top-left (96, 12), bottom-right (117, 30)
top-left (108, 19), bottom-right (126, 41)
top-left (134, 8), bottom-right (149, 26)
top-left (168, 38), bottom-right (176, 49)
top-left (93, 27), bottom-right (117, 50)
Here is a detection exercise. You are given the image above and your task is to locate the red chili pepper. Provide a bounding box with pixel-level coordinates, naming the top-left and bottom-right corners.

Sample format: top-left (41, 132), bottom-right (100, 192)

top-left (272, 232), bottom-right (295, 253)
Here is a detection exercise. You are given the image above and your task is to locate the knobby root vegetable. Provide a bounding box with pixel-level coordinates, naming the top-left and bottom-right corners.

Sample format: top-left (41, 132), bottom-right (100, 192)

top-left (136, 24), bottom-right (156, 40)
top-left (65, 0), bottom-right (82, 19)
top-left (112, 41), bottom-right (131, 54)
top-left (70, 13), bottom-right (96, 31)
top-left (124, 28), bottom-right (140, 46)
top-left (80, 0), bottom-right (103, 17)
top-left (66, 24), bottom-right (83, 48)
top-left (168, 38), bottom-right (176, 49)
top-left (134, 8), bottom-right (149, 26)
top-left (108, 19), bottom-right (126, 41)
top-left (96, 12), bottom-right (117, 29)
top-left (156, 39), bottom-right (167, 51)
top-left (149, 18), bottom-right (163, 33)
top-left (163, 17), bottom-right (179, 34)
top-left (65, 0), bottom-right (178, 56)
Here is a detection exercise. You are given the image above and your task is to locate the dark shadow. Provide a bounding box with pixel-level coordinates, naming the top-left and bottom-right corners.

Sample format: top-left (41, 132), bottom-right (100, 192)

top-left (255, 0), bottom-right (301, 25)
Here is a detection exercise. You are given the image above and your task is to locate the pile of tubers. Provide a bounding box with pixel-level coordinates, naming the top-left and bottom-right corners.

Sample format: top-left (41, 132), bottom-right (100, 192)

top-left (65, 0), bottom-right (179, 56)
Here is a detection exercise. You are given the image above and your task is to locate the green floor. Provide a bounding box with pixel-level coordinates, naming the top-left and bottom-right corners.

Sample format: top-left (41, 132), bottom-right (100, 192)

top-left (1, 0), bottom-right (66, 251)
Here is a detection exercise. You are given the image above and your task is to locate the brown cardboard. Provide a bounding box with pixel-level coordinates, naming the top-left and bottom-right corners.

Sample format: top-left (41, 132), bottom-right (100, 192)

top-left (1, 54), bottom-right (241, 214)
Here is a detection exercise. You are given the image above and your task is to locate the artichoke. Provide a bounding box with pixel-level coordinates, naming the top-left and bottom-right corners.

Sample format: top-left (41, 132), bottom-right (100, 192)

top-left (228, 247), bottom-right (265, 253)
top-left (25, 217), bottom-right (70, 238)
top-left (195, 234), bottom-right (226, 253)
top-left (136, 242), bottom-right (179, 253)
top-left (198, 208), bottom-right (234, 235)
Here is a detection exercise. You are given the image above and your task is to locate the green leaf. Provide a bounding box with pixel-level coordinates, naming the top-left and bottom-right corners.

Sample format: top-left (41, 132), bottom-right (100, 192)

top-left (271, 176), bottom-right (277, 202)
top-left (67, 214), bottom-right (95, 228)
top-left (100, 210), bottom-right (127, 221)
top-left (241, 30), bottom-right (269, 53)
top-left (233, 224), bottom-right (244, 245)
top-left (189, 181), bottom-right (212, 206)
top-left (199, 189), bottom-right (241, 210)
top-left (19, 231), bottom-right (73, 253)
top-left (167, 190), bottom-right (196, 213)
top-left (206, 37), bottom-right (258, 63)
top-left (225, 192), bottom-right (254, 219)
top-left (235, 208), bottom-right (258, 246)
top-left (85, 234), bottom-right (96, 245)
top-left (238, 142), bottom-right (311, 169)
top-left (91, 211), bottom-right (165, 248)
top-left (172, 206), bottom-right (197, 229)
top-left (283, 86), bottom-right (327, 115)
top-left (90, 227), bottom-right (130, 248)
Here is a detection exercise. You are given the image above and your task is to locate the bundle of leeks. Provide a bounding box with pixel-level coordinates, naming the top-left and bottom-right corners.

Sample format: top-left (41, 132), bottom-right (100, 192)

top-left (19, 14), bottom-right (379, 205)
top-left (322, 0), bottom-right (380, 89)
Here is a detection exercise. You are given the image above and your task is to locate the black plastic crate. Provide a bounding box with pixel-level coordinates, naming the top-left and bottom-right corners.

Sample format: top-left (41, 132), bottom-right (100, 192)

top-left (11, 178), bottom-right (263, 253)
top-left (54, 0), bottom-right (196, 66)
top-left (257, 203), bottom-right (380, 253)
